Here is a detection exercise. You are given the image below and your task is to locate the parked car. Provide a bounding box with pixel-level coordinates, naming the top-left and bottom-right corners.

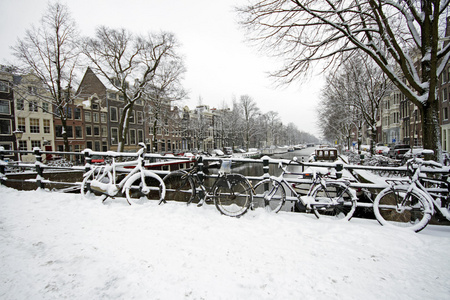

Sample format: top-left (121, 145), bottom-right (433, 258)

top-left (91, 155), bottom-right (105, 164)
top-left (388, 144), bottom-right (411, 159)
top-left (375, 143), bottom-right (390, 156)
top-left (223, 147), bottom-right (233, 155)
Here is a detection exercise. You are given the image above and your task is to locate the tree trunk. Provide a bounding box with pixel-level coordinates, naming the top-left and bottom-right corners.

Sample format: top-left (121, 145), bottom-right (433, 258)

top-left (421, 100), bottom-right (442, 162)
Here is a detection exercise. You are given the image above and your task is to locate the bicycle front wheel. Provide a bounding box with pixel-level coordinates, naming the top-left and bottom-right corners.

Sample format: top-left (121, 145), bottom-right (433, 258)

top-left (252, 179), bottom-right (286, 213)
top-left (214, 174), bottom-right (253, 217)
top-left (125, 171), bottom-right (165, 205)
top-left (311, 183), bottom-right (356, 221)
top-left (373, 186), bottom-right (432, 232)
top-left (163, 171), bottom-right (195, 204)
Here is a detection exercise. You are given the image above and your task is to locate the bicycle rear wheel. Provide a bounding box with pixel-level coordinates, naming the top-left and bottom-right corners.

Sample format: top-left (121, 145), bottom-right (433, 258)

top-left (125, 171), bottom-right (166, 205)
top-left (214, 174), bottom-right (252, 217)
top-left (252, 179), bottom-right (286, 213)
top-left (311, 182), bottom-right (356, 221)
top-left (373, 186), bottom-right (432, 232)
top-left (81, 168), bottom-right (111, 202)
top-left (163, 171), bottom-right (196, 204)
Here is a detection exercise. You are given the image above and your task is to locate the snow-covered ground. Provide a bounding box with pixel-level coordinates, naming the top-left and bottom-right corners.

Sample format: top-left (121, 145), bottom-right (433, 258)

top-left (1, 186), bottom-right (449, 299)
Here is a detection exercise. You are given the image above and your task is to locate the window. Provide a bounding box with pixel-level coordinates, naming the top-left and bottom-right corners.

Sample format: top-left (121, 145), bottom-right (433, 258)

top-left (111, 128), bottom-right (118, 145)
top-left (65, 107), bottom-right (72, 119)
top-left (93, 112), bottom-right (99, 123)
top-left (19, 140), bottom-right (27, 151)
top-left (16, 99), bottom-right (24, 111)
top-left (75, 126), bottom-right (82, 138)
top-left (137, 111), bottom-right (143, 124)
top-left (108, 92), bottom-right (116, 100)
top-left (0, 100), bottom-right (10, 114)
top-left (110, 107), bottom-right (118, 122)
top-left (102, 126), bottom-right (107, 137)
top-left (94, 126), bottom-right (100, 136)
top-left (86, 125), bottom-right (92, 136)
top-left (129, 111), bottom-right (135, 124)
top-left (444, 107), bottom-right (449, 120)
top-left (74, 107), bottom-right (81, 120)
top-left (31, 140), bottom-right (41, 149)
top-left (138, 129), bottom-right (144, 143)
top-left (444, 88), bottom-right (448, 102)
top-left (0, 81), bottom-right (9, 93)
top-left (66, 125), bottom-right (73, 138)
top-left (94, 141), bottom-right (100, 151)
top-left (86, 141), bottom-right (92, 150)
top-left (29, 101), bottom-right (38, 112)
top-left (30, 118), bottom-right (40, 133)
top-left (17, 117), bottom-right (26, 132)
top-left (130, 129), bottom-right (136, 144)
top-left (28, 86), bottom-right (37, 94)
top-left (85, 111), bottom-right (91, 122)
top-left (119, 94), bottom-right (124, 101)
top-left (42, 102), bottom-right (49, 113)
top-left (0, 119), bottom-right (11, 135)
top-left (101, 113), bottom-right (106, 123)
top-left (43, 119), bottom-right (50, 134)
top-left (92, 103), bottom-right (99, 110)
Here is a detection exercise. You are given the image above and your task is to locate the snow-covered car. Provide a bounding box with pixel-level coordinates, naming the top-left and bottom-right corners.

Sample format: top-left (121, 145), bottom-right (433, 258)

top-left (210, 149), bottom-right (225, 156)
top-left (375, 144), bottom-right (390, 156)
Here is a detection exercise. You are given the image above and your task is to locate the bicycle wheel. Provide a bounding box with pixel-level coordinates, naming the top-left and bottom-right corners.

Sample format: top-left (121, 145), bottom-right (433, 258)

top-left (81, 168), bottom-right (111, 201)
top-left (163, 171), bottom-right (196, 204)
top-left (373, 185), bottom-right (432, 232)
top-left (252, 179), bottom-right (286, 213)
top-left (213, 174), bottom-right (253, 217)
top-left (311, 182), bottom-right (356, 221)
top-left (125, 171), bottom-right (166, 205)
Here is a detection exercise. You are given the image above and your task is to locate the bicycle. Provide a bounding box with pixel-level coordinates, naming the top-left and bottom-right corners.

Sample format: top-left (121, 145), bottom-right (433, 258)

top-left (81, 143), bottom-right (166, 205)
top-left (162, 158), bottom-right (253, 217)
top-left (373, 150), bottom-right (450, 232)
top-left (251, 157), bottom-right (358, 220)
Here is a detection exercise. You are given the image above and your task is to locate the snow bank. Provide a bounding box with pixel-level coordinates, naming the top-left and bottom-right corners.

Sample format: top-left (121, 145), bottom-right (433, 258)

top-left (0, 186), bottom-right (449, 299)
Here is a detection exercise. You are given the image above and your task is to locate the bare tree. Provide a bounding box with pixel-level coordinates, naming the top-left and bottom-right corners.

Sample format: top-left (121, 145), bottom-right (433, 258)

top-left (83, 27), bottom-right (181, 152)
top-left (12, 2), bottom-right (80, 152)
top-left (239, 0), bottom-right (450, 161)
top-left (146, 59), bottom-right (186, 153)
top-left (239, 95), bottom-right (261, 150)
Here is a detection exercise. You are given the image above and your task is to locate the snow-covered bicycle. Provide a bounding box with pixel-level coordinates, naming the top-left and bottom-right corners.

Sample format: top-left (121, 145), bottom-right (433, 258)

top-left (373, 150), bottom-right (450, 232)
top-left (252, 157), bottom-right (358, 220)
top-left (81, 143), bottom-right (166, 205)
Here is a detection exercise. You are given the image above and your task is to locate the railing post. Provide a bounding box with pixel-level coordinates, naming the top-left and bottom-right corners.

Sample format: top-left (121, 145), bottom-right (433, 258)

top-left (262, 156), bottom-right (270, 179)
top-left (335, 162), bottom-right (343, 179)
top-left (84, 149), bottom-right (92, 173)
top-left (197, 155), bottom-right (204, 184)
top-left (0, 146), bottom-right (5, 185)
top-left (34, 147), bottom-right (44, 189)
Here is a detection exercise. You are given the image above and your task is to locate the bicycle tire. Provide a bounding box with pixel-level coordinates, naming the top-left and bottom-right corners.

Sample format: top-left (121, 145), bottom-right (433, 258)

top-left (373, 185), bottom-right (432, 232)
top-left (213, 174), bottom-right (252, 217)
top-left (311, 182), bottom-right (356, 221)
top-left (252, 178), bottom-right (286, 213)
top-left (163, 170), bottom-right (196, 204)
top-left (124, 171), bottom-right (166, 205)
top-left (81, 168), bottom-right (111, 202)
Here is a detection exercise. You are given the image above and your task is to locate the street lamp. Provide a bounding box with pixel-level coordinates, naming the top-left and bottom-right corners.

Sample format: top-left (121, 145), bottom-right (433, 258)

top-left (13, 129), bottom-right (23, 162)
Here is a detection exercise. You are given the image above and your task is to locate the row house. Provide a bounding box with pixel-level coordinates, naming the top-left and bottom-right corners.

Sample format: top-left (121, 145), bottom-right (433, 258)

top-left (13, 73), bottom-right (55, 162)
top-left (0, 68), bottom-right (16, 160)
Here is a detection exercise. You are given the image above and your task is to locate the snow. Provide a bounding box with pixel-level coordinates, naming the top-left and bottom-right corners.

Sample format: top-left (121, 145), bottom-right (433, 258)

top-left (1, 186), bottom-right (450, 299)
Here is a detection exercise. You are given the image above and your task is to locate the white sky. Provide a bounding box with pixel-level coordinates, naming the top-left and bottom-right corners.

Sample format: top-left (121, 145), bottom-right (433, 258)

top-left (0, 0), bottom-right (323, 138)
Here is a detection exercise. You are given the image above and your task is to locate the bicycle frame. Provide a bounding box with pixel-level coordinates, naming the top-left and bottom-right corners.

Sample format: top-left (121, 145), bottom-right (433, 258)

top-left (268, 160), bottom-right (356, 210)
top-left (86, 146), bottom-right (155, 197)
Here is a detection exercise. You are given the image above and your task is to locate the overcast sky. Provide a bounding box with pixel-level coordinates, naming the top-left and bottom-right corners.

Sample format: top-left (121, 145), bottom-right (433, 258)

top-left (0, 0), bottom-right (323, 138)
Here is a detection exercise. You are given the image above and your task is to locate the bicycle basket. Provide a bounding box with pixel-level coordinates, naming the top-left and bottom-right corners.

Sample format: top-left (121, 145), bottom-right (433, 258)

top-left (219, 160), bottom-right (232, 174)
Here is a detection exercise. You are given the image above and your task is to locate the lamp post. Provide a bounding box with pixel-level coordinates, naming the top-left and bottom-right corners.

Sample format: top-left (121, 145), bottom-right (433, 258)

top-left (13, 129), bottom-right (23, 162)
